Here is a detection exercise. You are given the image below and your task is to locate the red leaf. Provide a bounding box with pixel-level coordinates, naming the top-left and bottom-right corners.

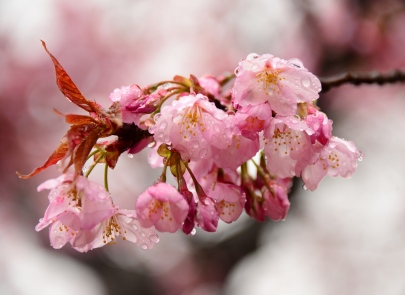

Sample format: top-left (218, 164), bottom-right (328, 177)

top-left (16, 140), bottom-right (69, 179)
top-left (65, 114), bottom-right (97, 125)
top-left (41, 40), bottom-right (100, 114)
top-left (72, 125), bottom-right (101, 175)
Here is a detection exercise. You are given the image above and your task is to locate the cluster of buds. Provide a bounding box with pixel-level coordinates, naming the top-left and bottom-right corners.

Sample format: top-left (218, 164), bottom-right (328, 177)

top-left (18, 42), bottom-right (362, 252)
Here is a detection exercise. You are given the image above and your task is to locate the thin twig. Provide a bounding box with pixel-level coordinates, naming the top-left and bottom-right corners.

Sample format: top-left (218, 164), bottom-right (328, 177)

top-left (320, 69), bottom-right (405, 92)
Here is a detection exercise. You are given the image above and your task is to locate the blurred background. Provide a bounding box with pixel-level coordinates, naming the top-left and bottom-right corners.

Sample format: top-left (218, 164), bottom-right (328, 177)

top-left (2, 0), bottom-right (405, 294)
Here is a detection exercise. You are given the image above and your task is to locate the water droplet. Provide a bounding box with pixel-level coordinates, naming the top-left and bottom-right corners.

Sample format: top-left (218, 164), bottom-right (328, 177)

top-left (252, 64), bottom-right (259, 71)
top-left (198, 148), bottom-right (208, 159)
top-left (159, 121), bottom-right (167, 130)
top-left (301, 77), bottom-right (311, 87)
top-left (288, 58), bottom-right (304, 69)
top-left (140, 243), bottom-right (148, 250)
top-left (191, 140), bottom-right (199, 150)
top-left (52, 237), bottom-right (64, 249)
top-left (140, 232), bottom-right (146, 237)
top-left (173, 114), bottom-right (183, 124)
top-left (246, 53), bottom-right (259, 60)
top-left (148, 140), bottom-right (157, 148)
top-left (302, 184), bottom-right (308, 190)
top-left (127, 154), bottom-right (134, 159)
top-left (149, 234), bottom-right (159, 244)
top-left (190, 228), bottom-right (196, 236)
top-left (234, 67), bottom-right (240, 76)
top-left (145, 119), bottom-right (155, 127)
top-left (82, 166), bottom-right (87, 174)
top-left (357, 151), bottom-right (364, 161)
top-left (154, 113), bottom-right (161, 122)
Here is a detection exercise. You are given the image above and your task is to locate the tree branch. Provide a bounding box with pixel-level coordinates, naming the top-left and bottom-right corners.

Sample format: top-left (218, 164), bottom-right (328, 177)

top-left (320, 69), bottom-right (405, 92)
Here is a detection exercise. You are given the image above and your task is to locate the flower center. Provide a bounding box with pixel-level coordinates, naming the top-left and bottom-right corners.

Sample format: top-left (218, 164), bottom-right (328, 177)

top-left (272, 128), bottom-right (301, 155)
top-left (103, 217), bottom-right (121, 244)
top-left (256, 69), bottom-right (284, 95)
top-left (178, 106), bottom-right (205, 139)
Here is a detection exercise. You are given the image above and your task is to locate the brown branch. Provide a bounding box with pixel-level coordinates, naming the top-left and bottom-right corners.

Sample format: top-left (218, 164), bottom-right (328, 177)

top-left (320, 69), bottom-right (405, 92)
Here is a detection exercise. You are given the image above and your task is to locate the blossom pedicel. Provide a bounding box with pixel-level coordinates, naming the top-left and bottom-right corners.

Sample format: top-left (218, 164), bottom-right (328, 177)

top-left (17, 43), bottom-right (362, 252)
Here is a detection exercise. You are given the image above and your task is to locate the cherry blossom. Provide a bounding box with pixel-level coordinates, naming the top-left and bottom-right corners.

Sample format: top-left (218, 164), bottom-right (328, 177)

top-left (109, 84), bottom-right (144, 125)
top-left (305, 105), bottom-right (333, 148)
top-left (195, 196), bottom-right (219, 232)
top-left (20, 45), bottom-right (364, 251)
top-left (136, 182), bottom-right (189, 233)
top-left (72, 209), bottom-right (159, 252)
top-left (208, 183), bottom-right (246, 223)
top-left (262, 180), bottom-right (291, 221)
top-left (233, 53), bottom-right (322, 116)
top-left (302, 137), bottom-right (360, 191)
top-left (263, 115), bottom-right (314, 178)
top-left (151, 93), bottom-right (232, 161)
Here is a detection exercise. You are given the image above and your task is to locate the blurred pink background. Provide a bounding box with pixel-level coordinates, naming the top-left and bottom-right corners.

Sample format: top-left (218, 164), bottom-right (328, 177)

top-left (2, 0), bottom-right (405, 294)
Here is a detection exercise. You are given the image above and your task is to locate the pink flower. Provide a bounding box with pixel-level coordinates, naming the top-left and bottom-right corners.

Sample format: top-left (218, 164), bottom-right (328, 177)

top-left (36, 174), bottom-right (146, 251)
top-left (263, 115), bottom-right (314, 178)
top-left (305, 105), bottom-right (333, 147)
top-left (109, 84), bottom-right (144, 125)
top-left (195, 196), bottom-right (218, 232)
top-left (35, 174), bottom-right (81, 234)
top-left (151, 94), bottom-right (232, 161)
top-left (233, 103), bottom-right (273, 138)
top-left (262, 181), bottom-right (291, 221)
top-left (302, 137), bottom-right (360, 191)
top-left (208, 183), bottom-right (246, 223)
top-left (72, 209), bottom-right (159, 252)
top-left (244, 193), bottom-right (266, 222)
top-left (199, 76), bottom-right (221, 97)
top-left (135, 182), bottom-right (189, 233)
top-left (211, 132), bottom-right (260, 170)
top-left (232, 54), bottom-right (321, 116)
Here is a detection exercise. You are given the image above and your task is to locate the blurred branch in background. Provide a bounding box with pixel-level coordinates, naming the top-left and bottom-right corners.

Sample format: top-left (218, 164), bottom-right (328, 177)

top-left (320, 69), bottom-right (405, 92)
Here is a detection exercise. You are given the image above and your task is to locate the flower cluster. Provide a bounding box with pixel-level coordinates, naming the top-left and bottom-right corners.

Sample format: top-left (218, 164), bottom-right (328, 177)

top-left (18, 42), bottom-right (362, 252)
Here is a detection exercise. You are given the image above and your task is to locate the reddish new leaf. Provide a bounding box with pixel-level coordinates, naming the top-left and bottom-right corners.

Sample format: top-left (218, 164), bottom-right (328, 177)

top-left (64, 114), bottom-right (97, 125)
top-left (16, 140), bottom-right (69, 179)
top-left (41, 40), bottom-right (99, 114)
top-left (72, 125), bottom-right (102, 175)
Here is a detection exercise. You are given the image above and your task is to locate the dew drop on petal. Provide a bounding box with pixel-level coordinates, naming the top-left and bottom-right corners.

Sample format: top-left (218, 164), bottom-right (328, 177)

top-left (52, 237), bottom-right (65, 249)
top-left (149, 234), bottom-right (159, 244)
top-left (190, 228), bottom-right (197, 236)
top-left (144, 118), bottom-right (155, 127)
top-left (148, 141), bottom-right (157, 148)
top-left (302, 184), bottom-right (308, 190)
top-left (159, 121), bottom-right (167, 130)
top-left (357, 151), bottom-right (364, 161)
top-left (140, 243), bottom-right (148, 250)
top-left (234, 67), bottom-right (240, 76)
top-left (198, 148), bottom-right (208, 159)
top-left (173, 114), bottom-right (183, 124)
top-left (82, 166), bottom-right (87, 174)
top-left (127, 154), bottom-right (134, 159)
top-left (288, 58), bottom-right (304, 69)
top-left (301, 76), bottom-right (311, 87)
top-left (246, 53), bottom-right (259, 60)
top-left (154, 113), bottom-right (161, 122)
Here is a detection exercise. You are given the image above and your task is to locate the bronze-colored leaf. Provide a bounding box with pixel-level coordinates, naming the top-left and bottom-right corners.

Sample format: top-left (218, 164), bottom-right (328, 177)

top-left (64, 114), bottom-right (97, 125)
top-left (41, 40), bottom-right (99, 114)
top-left (72, 125), bottom-right (101, 175)
top-left (16, 140), bottom-right (69, 179)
